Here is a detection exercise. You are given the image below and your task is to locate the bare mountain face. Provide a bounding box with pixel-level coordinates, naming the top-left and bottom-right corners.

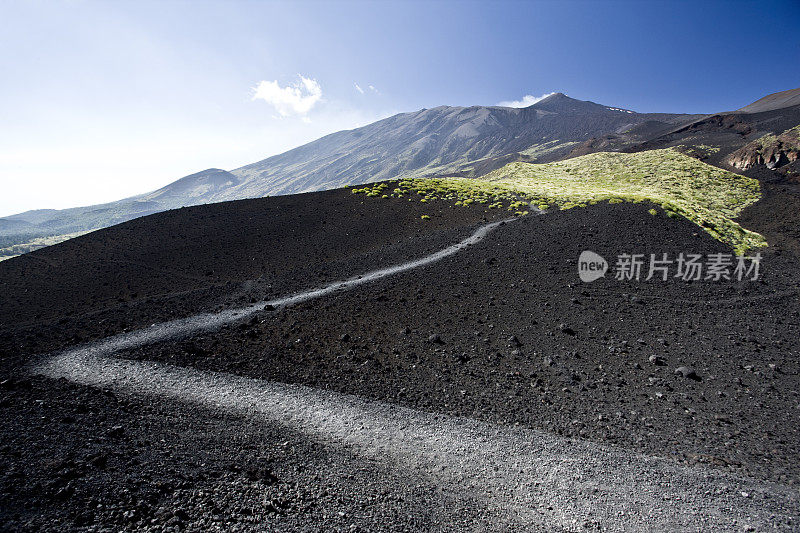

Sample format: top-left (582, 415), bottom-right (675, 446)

top-left (0, 94), bottom-right (696, 253)
top-left (224, 94), bottom-right (697, 196)
top-left (726, 125), bottom-right (800, 172)
top-left (616, 94), bottom-right (800, 180)
top-left (736, 87), bottom-right (800, 114)
top-left (3, 90), bottom-right (796, 256)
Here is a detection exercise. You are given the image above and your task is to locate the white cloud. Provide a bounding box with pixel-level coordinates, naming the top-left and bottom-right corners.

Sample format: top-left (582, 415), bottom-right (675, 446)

top-left (355, 83), bottom-right (379, 95)
top-left (497, 92), bottom-right (557, 108)
top-left (252, 75), bottom-right (323, 117)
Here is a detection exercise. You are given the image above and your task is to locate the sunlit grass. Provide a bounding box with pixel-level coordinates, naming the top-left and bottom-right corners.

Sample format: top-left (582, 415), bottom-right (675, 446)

top-left (353, 148), bottom-right (766, 253)
top-left (0, 230), bottom-right (92, 261)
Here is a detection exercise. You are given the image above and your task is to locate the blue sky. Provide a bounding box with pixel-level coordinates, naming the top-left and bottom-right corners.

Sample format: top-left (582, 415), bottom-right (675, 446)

top-left (1, 0), bottom-right (798, 216)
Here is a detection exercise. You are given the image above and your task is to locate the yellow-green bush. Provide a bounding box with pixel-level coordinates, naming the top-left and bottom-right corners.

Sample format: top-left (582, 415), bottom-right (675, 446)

top-left (349, 149), bottom-right (766, 253)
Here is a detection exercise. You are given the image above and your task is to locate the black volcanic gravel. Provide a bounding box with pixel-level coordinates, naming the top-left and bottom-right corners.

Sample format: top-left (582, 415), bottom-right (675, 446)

top-left (0, 187), bottom-right (506, 360)
top-left (0, 188), bottom-right (509, 530)
top-left (2, 183), bottom-right (800, 529)
top-left (116, 199), bottom-right (800, 485)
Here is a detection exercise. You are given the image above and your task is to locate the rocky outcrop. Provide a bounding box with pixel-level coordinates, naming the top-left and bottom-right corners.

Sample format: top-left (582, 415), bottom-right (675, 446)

top-left (726, 125), bottom-right (800, 171)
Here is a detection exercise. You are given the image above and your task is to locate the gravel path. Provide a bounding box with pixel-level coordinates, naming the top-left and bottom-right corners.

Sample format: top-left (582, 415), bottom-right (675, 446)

top-left (38, 349), bottom-right (800, 531)
top-left (29, 219), bottom-right (509, 361)
top-left (31, 217), bottom-right (800, 531)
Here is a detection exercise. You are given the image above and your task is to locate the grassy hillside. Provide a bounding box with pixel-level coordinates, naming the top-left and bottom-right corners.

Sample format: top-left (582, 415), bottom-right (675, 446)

top-left (0, 231), bottom-right (91, 262)
top-left (355, 148), bottom-right (766, 253)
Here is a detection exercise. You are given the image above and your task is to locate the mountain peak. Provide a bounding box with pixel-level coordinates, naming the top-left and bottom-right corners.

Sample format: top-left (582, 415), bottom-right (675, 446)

top-left (540, 92), bottom-right (569, 101)
top-left (529, 92), bottom-right (610, 113)
top-left (525, 92), bottom-right (572, 107)
top-left (736, 87), bottom-right (800, 114)
top-left (0, 92), bottom-right (700, 245)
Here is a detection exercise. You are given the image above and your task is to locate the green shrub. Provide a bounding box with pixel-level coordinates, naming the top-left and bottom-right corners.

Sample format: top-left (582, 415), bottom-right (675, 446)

top-left (355, 148), bottom-right (766, 252)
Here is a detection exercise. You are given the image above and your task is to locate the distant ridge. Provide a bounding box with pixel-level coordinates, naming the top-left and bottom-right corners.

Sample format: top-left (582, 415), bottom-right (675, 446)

top-left (737, 87), bottom-right (800, 114)
top-left (6, 87), bottom-right (799, 256)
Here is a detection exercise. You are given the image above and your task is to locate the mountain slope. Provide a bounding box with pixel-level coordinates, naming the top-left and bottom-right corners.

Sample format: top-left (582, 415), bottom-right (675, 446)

top-left (0, 94), bottom-right (698, 253)
top-left (736, 87), bottom-right (800, 114)
top-left (726, 125), bottom-right (800, 172)
top-left (3, 185), bottom-right (800, 530)
top-left (565, 88), bottom-right (800, 165)
top-left (226, 93), bottom-right (696, 197)
top-left (618, 102), bottom-right (800, 176)
top-left (0, 169), bottom-right (241, 256)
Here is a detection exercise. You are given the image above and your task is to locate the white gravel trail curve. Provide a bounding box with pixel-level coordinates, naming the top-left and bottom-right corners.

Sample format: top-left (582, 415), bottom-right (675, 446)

top-left (33, 218), bottom-right (800, 531)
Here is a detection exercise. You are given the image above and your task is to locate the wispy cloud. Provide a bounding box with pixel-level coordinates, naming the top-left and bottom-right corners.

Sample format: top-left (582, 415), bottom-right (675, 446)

top-left (497, 92), bottom-right (557, 108)
top-left (252, 75), bottom-right (323, 117)
top-left (355, 83), bottom-right (378, 95)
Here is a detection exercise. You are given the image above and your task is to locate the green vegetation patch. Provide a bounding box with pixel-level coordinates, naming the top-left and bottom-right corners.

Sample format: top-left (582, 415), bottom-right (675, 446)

top-left (488, 149), bottom-right (765, 253)
top-left (352, 148), bottom-right (765, 253)
top-left (680, 144), bottom-right (721, 159)
top-left (748, 125), bottom-right (800, 155)
top-left (0, 230), bottom-right (91, 262)
top-left (518, 140), bottom-right (579, 159)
